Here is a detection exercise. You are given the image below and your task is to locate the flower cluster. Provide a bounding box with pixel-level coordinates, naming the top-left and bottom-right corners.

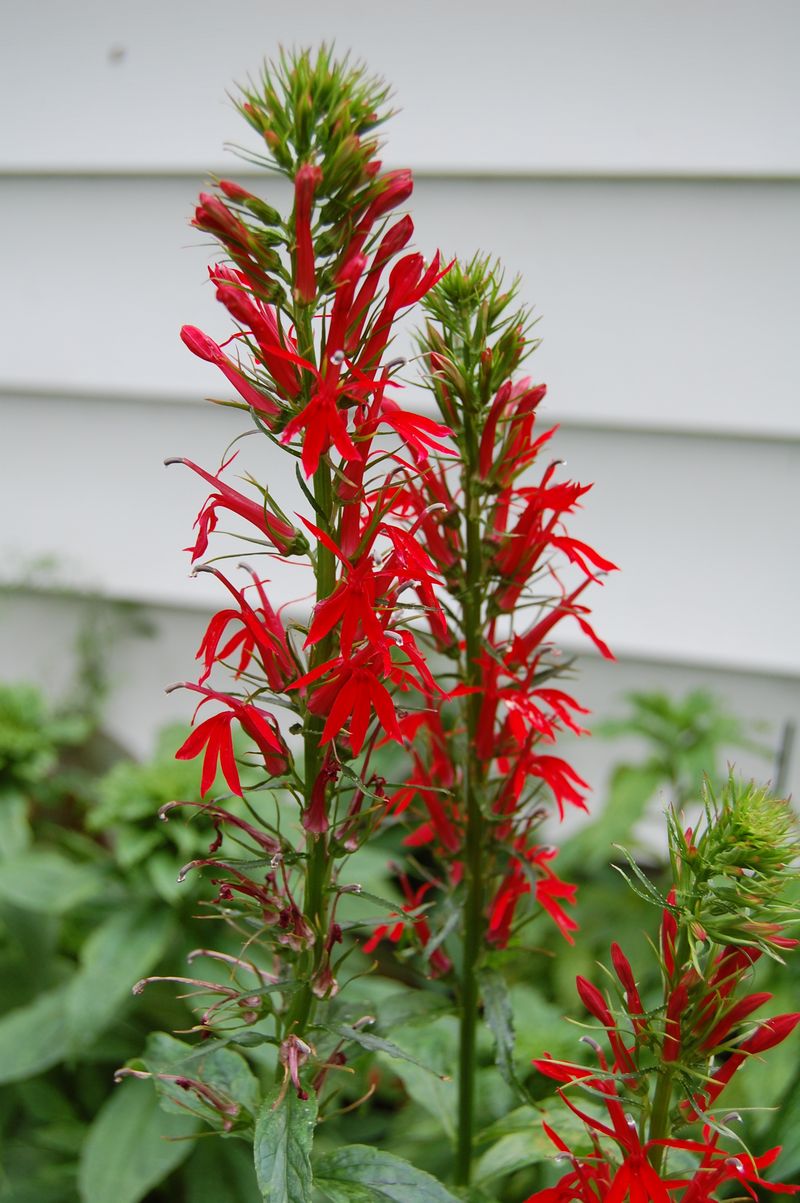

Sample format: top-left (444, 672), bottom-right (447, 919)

top-left (374, 258), bottom-right (616, 973)
top-left (147, 49), bottom-right (456, 1060)
top-left (527, 779), bottom-right (800, 1200)
top-left (139, 48), bottom-right (615, 1191)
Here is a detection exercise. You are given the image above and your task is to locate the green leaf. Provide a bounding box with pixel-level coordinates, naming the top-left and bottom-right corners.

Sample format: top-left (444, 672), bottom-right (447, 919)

top-left (0, 790), bottom-right (32, 860)
top-left (142, 1031), bottom-right (261, 1128)
top-left (474, 1129), bottom-right (555, 1184)
top-left (253, 1085), bottom-right (317, 1203)
top-left (374, 1019), bottom-right (458, 1140)
top-left (372, 988), bottom-right (453, 1031)
top-left (474, 1106), bottom-right (601, 1185)
top-left (479, 968), bottom-right (521, 1096)
top-left (315, 1145), bottom-right (460, 1203)
top-left (183, 1136), bottom-right (262, 1202)
top-left (67, 905), bottom-right (174, 1052)
top-left (79, 1078), bottom-right (198, 1203)
top-left (0, 849), bottom-right (105, 913)
top-left (323, 1024), bottom-right (449, 1079)
top-left (0, 986), bottom-right (70, 1084)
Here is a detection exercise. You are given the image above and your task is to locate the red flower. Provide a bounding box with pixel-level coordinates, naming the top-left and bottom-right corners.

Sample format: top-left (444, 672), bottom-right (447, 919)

top-left (195, 565), bottom-right (293, 691)
top-left (180, 325), bottom-right (281, 418)
top-left (290, 647), bottom-right (400, 756)
top-left (174, 683), bottom-right (289, 796)
top-left (208, 263), bottom-right (301, 400)
top-left (362, 874), bottom-right (451, 976)
top-left (164, 455), bottom-right (305, 560)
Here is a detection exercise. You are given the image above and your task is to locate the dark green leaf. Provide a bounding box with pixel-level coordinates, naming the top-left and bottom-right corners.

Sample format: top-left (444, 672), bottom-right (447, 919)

top-left (67, 905), bottom-right (174, 1051)
top-left (374, 1018), bottom-right (458, 1139)
top-left (253, 1085), bottom-right (317, 1202)
top-left (479, 968), bottom-right (521, 1096)
top-left (79, 1078), bottom-right (198, 1203)
top-left (0, 986), bottom-right (70, 1084)
top-left (315, 1145), bottom-right (460, 1202)
top-left (184, 1136), bottom-right (262, 1203)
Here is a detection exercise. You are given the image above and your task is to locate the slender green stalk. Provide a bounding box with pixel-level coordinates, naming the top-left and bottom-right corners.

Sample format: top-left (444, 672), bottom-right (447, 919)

top-left (646, 1069), bottom-right (674, 1174)
top-left (282, 311), bottom-right (338, 1042)
top-left (455, 401), bottom-right (486, 1186)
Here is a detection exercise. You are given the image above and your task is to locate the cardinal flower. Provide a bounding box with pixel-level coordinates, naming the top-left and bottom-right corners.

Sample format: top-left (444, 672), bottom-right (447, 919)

top-left (173, 683), bottom-right (289, 795)
top-left (164, 456), bottom-right (306, 559)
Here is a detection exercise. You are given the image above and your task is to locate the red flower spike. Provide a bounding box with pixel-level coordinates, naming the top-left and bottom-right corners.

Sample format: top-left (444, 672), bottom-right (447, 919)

top-left (293, 163), bottom-right (323, 303)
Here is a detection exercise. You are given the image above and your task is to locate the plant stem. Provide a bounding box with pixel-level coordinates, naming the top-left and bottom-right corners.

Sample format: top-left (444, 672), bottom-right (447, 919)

top-left (647, 1068), bottom-right (674, 1174)
top-left (282, 310), bottom-right (338, 1042)
top-left (455, 401), bottom-right (485, 1187)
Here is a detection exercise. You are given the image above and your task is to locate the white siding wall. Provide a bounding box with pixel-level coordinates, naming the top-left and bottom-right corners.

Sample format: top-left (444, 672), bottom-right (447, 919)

top-left (2, 0), bottom-right (798, 799)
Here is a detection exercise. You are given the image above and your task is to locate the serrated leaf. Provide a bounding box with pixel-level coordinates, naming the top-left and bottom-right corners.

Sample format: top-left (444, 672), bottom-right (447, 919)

top-left (79, 1078), bottom-right (198, 1203)
top-left (253, 1085), bottom-right (317, 1203)
top-left (479, 968), bottom-right (522, 1096)
top-left (0, 986), bottom-right (70, 1083)
top-left (67, 905), bottom-right (174, 1051)
top-left (323, 1024), bottom-right (449, 1078)
top-left (315, 1145), bottom-right (460, 1203)
top-left (0, 849), bottom-right (105, 913)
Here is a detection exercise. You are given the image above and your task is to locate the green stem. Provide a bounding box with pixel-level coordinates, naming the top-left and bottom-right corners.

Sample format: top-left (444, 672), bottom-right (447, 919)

top-left (647, 919), bottom-right (692, 1171)
top-left (282, 309), bottom-right (338, 1044)
top-left (647, 1069), bottom-right (674, 1174)
top-left (455, 402), bottom-right (486, 1187)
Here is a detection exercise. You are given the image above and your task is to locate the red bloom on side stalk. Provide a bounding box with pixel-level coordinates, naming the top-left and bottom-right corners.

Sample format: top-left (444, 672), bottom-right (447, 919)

top-left (173, 682), bottom-right (289, 796)
top-left (165, 455), bottom-right (305, 560)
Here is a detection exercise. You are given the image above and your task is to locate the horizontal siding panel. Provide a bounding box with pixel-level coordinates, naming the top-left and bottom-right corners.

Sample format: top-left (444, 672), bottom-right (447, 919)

top-left (2, 176), bottom-right (799, 438)
top-left (1, 393), bottom-right (797, 677)
top-left (1, 592), bottom-right (796, 800)
top-left (3, 0), bottom-right (799, 176)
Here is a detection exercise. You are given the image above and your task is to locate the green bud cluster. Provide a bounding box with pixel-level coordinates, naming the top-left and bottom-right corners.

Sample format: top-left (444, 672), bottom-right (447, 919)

top-left (419, 254), bottom-right (536, 413)
top-left (669, 777), bottom-right (799, 957)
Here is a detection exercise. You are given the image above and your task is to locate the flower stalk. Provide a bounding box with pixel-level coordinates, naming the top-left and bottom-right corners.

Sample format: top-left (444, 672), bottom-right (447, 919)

top-left (527, 778), bottom-right (800, 1200)
top-left (144, 46), bottom-right (615, 1194)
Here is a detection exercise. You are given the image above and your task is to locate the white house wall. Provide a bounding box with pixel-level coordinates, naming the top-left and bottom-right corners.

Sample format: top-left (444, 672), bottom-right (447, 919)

top-left (1, 0), bottom-right (798, 808)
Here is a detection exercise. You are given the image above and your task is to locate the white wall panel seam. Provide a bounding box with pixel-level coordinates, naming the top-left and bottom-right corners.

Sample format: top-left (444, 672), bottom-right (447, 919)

top-left (3, 387), bottom-right (798, 448)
